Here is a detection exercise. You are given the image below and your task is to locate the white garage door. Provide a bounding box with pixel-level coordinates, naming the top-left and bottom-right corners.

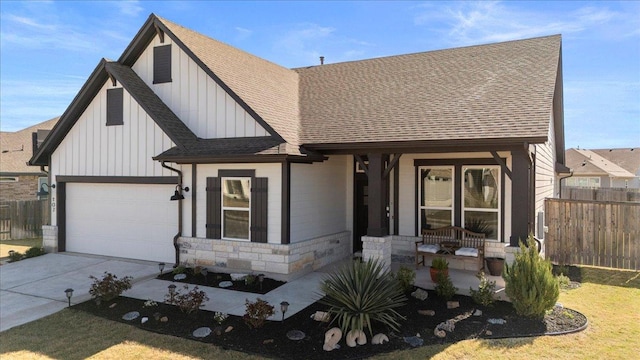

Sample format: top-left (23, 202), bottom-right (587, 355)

top-left (66, 183), bottom-right (178, 263)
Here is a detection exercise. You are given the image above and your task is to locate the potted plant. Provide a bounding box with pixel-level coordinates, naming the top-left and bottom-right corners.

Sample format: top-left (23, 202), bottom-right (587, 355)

top-left (430, 257), bottom-right (449, 282)
top-left (485, 257), bottom-right (505, 276)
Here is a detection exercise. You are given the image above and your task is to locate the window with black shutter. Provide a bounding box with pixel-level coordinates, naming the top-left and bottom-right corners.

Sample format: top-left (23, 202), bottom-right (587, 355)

top-left (206, 174), bottom-right (268, 243)
top-left (153, 45), bottom-right (172, 84)
top-left (106, 88), bottom-right (123, 126)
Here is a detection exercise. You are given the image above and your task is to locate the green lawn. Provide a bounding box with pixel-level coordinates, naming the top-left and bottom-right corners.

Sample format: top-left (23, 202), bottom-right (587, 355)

top-left (0, 238), bottom-right (42, 257)
top-left (0, 266), bottom-right (638, 360)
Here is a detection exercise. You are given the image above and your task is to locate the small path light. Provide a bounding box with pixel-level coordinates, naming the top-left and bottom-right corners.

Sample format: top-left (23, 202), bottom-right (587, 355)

top-left (258, 274), bottom-right (264, 291)
top-left (201, 267), bottom-right (208, 284)
top-left (64, 288), bottom-right (74, 307)
top-left (280, 301), bottom-right (289, 322)
top-left (168, 284), bottom-right (177, 302)
top-left (158, 262), bottom-right (165, 275)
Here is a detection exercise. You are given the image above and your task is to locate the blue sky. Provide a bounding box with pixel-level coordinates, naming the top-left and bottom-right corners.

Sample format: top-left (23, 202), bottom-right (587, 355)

top-left (1, 1), bottom-right (638, 150)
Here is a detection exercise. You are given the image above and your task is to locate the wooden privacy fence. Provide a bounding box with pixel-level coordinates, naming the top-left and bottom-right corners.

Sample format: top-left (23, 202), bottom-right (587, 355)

top-left (561, 186), bottom-right (640, 202)
top-left (545, 198), bottom-right (640, 270)
top-left (0, 200), bottom-right (50, 240)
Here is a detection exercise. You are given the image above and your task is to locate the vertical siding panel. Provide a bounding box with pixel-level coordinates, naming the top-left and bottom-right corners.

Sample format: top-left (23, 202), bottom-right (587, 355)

top-left (207, 79), bottom-right (217, 138)
top-left (235, 103), bottom-right (245, 137)
top-left (77, 113), bottom-right (87, 174)
top-left (189, 58), bottom-right (198, 131)
top-left (225, 93), bottom-right (235, 137)
top-left (198, 71), bottom-right (207, 137)
top-left (146, 113), bottom-right (155, 176)
top-left (129, 105), bottom-right (139, 176)
top-left (138, 111), bottom-right (147, 176)
top-left (216, 89), bottom-right (226, 136)
top-left (100, 90), bottom-right (109, 175)
top-left (245, 112), bottom-right (255, 137)
top-left (92, 100), bottom-right (100, 176)
top-left (71, 123), bottom-right (80, 175)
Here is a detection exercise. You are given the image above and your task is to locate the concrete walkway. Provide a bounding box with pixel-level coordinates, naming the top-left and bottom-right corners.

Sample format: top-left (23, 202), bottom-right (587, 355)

top-left (0, 253), bottom-right (504, 333)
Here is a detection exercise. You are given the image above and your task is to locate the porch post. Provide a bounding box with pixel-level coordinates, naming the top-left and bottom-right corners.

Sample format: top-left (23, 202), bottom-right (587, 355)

top-left (510, 149), bottom-right (531, 246)
top-left (367, 153), bottom-right (387, 237)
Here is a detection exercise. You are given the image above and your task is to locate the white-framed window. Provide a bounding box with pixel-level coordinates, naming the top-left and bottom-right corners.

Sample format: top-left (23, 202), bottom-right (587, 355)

top-left (221, 177), bottom-right (251, 240)
top-left (462, 166), bottom-right (500, 240)
top-left (418, 166), bottom-right (454, 232)
top-left (565, 177), bottom-right (601, 188)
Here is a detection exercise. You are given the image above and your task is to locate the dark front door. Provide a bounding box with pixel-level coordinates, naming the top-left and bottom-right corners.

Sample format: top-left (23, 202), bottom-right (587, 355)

top-left (354, 173), bottom-right (368, 253)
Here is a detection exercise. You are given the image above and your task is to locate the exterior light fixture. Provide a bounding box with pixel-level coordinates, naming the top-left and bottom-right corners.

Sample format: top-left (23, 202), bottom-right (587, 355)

top-left (168, 284), bottom-right (177, 303)
top-left (280, 301), bottom-right (290, 321)
top-left (37, 183), bottom-right (55, 197)
top-left (258, 274), bottom-right (265, 290)
top-left (158, 262), bottom-right (165, 275)
top-left (64, 288), bottom-right (74, 307)
top-left (170, 185), bottom-right (190, 201)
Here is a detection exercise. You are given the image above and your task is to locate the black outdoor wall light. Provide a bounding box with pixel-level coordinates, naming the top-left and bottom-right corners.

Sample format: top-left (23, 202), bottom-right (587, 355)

top-left (37, 183), bottom-right (55, 197)
top-left (170, 185), bottom-right (189, 201)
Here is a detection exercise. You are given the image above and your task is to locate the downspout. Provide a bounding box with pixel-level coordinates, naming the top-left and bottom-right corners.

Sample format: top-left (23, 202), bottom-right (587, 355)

top-left (558, 170), bottom-right (574, 198)
top-left (161, 161), bottom-right (183, 267)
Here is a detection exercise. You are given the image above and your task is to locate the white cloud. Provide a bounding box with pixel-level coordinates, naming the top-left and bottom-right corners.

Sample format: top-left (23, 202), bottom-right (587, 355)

top-left (234, 26), bottom-right (253, 41)
top-left (114, 0), bottom-right (144, 17)
top-left (414, 1), bottom-right (638, 46)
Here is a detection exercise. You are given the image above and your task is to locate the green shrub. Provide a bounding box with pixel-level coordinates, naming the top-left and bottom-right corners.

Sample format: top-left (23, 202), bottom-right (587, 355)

top-left (435, 271), bottom-right (457, 300)
top-left (469, 271), bottom-right (496, 306)
top-left (320, 259), bottom-right (407, 336)
top-left (557, 274), bottom-right (571, 290)
top-left (395, 266), bottom-right (416, 293)
top-left (431, 257), bottom-right (448, 270)
top-left (24, 246), bottom-right (46, 258)
top-left (165, 285), bottom-right (209, 314)
top-left (172, 265), bottom-right (187, 275)
top-left (89, 272), bottom-right (132, 304)
top-left (243, 298), bottom-right (274, 329)
top-left (8, 251), bottom-right (24, 262)
top-left (503, 235), bottom-right (559, 318)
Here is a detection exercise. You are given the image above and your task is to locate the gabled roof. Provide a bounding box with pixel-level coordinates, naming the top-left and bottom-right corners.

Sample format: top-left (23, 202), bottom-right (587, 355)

top-left (295, 35), bottom-right (562, 147)
top-left (566, 148), bottom-right (636, 178)
top-left (591, 148), bottom-right (640, 175)
top-left (1, 117), bottom-right (58, 174)
top-left (29, 13), bottom-right (564, 167)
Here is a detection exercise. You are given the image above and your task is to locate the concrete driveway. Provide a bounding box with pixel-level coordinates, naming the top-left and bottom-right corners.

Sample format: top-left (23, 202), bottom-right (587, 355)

top-left (0, 253), bottom-right (160, 332)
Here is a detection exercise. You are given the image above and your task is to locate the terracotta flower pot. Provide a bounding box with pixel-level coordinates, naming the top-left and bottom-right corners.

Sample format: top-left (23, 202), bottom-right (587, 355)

top-left (429, 268), bottom-right (448, 282)
top-left (485, 257), bottom-right (505, 276)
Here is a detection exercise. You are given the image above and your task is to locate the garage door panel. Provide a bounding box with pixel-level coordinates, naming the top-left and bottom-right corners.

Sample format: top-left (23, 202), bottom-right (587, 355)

top-left (66, 183), bottom-right (178, 263)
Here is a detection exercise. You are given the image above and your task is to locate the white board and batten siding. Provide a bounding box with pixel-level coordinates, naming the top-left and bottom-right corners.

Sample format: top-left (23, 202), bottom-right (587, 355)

top-left (290, 156), bottom-right (349, 243)
top-left (132, 35), bottom-right (268, 140)
top-left (50, 81), bottom-right (176, 179)
top-left (187, 163), bottom-right (282, 244)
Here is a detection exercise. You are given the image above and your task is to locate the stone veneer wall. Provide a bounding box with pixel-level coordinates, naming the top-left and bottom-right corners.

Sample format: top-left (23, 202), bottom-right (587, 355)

top-left (42, 225), bottom-right (58, 253)
top-left (390, 235), bottom-right (508, 270)
top-left (361, 236), bottom-right (392, 271)
top-left (178, 231), bottom-right (351, 281)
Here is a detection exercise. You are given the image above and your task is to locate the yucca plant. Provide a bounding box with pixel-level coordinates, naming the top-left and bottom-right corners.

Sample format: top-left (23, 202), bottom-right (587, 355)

top-left (319, 259), bottom-right (407, 336)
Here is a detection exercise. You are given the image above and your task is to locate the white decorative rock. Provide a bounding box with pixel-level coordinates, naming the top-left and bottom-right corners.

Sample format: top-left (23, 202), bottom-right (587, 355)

top-left (141, 317), bottom-right (149, 324)
top-left (371, 333), bottom-right (389, 345)
top-left (446, 301), bottom-right (460, 309)
top-left (323, 327), bottom-right (342, 351)
top-left (122, 311), bottom-right (140, 321)
top-left (218, 281), bottom-right (233, 288)
top-left (173, 274), bottom-right (187, 281)
top-left (474, 309), bottom-right (483, 316)
top-left (193, 327), bottom-right (212, 338)
top-left (230, 273), bottom-right (246, 281)
top-left (411, 288), bottom-right (429, 300)
top-left (346, 329), bottom-right (367, 347)
top-left (286, 330), bottom-right (306, 341)
top-left (311, 311), bottom-right (331, 322)
top-left (434, 328), bottom-right (446, 338)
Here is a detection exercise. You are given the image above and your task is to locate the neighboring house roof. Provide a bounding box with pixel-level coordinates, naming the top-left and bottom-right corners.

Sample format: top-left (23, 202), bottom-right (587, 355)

top-left (565, 148), bottom-right (637, 178)
top-left (295, 35), bottom-right (562, 147)
top-left (591, 148), bottom-right (640, 176)
top-left (30, 13), bottom-right (563, 166)
top-left (1, 117), bottom-right (59, 175)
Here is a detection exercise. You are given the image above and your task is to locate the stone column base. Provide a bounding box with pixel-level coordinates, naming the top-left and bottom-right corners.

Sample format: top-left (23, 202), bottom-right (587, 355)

top-left (362, 235), bottom-right (392, 271)
top-left (42, 225), bottom-right (58, 253)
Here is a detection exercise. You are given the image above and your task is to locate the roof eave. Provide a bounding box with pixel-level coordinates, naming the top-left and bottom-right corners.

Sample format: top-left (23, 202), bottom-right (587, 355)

top-left (153, 153), bottom-right (326, 164)
top-left (29, 59), bottom-right (110, 167)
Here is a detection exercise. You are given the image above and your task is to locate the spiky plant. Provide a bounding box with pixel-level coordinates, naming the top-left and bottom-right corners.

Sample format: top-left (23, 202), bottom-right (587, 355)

top-left (503, 235), bottom-right (559, 318)
top-left (319, 259), bottom-right (407, 336)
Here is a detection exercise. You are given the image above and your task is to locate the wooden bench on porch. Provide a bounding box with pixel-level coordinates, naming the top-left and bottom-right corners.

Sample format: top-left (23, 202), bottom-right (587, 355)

top-left (415, 226), bottom-right (486, 271)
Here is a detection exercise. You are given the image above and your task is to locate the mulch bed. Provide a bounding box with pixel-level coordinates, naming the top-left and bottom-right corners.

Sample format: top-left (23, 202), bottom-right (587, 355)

top-left (157, 271), bottom-right (286, 295)
top-left (74, 287), bottom-right (587, 360)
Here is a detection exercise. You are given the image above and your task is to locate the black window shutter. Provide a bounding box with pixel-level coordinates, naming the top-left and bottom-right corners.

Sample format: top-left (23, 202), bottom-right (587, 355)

top-left (106, 88), bottom-right (123, 126)
top-left (251, 177), bottom-right (268, 243)
top-left (206, 177), bottom-right (221, 239)
top-left (153, 45), bottom-right (172, 84)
